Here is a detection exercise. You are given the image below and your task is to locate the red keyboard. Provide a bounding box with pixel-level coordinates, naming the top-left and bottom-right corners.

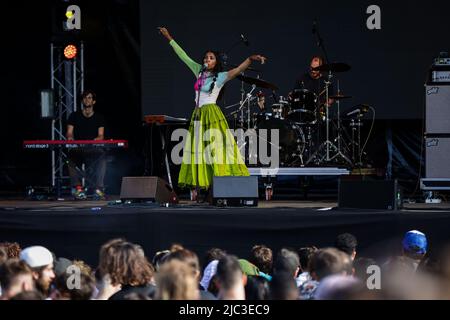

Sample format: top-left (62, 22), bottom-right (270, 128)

top-left (23, 140), bottom-right (128, 149)
top-left (144, 115), bottom-right (188, 125)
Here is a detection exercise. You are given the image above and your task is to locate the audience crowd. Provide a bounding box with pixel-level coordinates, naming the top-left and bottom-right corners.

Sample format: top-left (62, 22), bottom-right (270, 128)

top-left (1, 229), bottom-right (449, 300)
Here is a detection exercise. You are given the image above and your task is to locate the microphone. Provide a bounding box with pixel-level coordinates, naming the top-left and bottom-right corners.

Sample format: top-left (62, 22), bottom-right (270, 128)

top-left (240, 34), bottom-right (250, 46)
top-left (312, 20), bottom-right (317, 34)
top-left (347, 108), bottom-right (360, 117)
top-left (201, 63), bottom-right (208, 72)
top-left (347, 104), bottom-right (370, 116)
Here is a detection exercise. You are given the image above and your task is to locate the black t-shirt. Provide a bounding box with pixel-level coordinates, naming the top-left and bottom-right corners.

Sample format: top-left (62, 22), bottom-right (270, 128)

top-left (108, 284), bottom-right (156, 300)
top-left (67, 110), bottom-right (105, 140)
top-left (293, 73), bottom-right (334, 104)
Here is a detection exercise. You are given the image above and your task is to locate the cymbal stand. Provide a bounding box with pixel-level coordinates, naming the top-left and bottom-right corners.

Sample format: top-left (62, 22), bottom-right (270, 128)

top-left (306, 72), bottom-right (333, 164)
top-left (306, 73), bottom-right (352, 166)
top-left (240, 75), bottom-right (245, 128)
top-left (237, 84), bottom-right (257, 129)
top-left (328, 81), bottom-right (352, 165)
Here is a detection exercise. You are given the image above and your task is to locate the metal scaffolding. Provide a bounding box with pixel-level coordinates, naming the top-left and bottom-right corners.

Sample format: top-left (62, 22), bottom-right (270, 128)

top-left (50, 42), bottom-right (84, 195)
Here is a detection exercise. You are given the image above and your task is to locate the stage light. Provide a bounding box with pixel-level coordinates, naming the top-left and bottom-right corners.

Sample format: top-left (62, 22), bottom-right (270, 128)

top-left (64, 44), bottom-right (78, 59)
top-left (66, 10), bottom-right (74, 19)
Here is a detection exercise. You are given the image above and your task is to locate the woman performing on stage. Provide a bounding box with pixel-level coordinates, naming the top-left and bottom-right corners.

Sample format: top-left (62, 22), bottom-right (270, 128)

top-left (158, 27), bottom-right (266, 201)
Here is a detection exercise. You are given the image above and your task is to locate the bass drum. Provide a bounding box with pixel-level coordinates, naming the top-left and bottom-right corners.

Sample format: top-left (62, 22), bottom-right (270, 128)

top-left (254, 115), bottom-right (306, 166)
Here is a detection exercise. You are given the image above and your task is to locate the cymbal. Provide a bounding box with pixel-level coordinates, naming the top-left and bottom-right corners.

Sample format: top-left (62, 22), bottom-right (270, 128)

top-left (236, 75), bottom-right (279, 90)
top-left (329, 94), bottom-right (352, 100)
top-left (312, 62), bottom-right (351, 73)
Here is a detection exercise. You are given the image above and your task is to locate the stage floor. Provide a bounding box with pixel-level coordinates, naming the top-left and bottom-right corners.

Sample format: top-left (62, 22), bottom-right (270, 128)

top-left (1, 199), bottom-right (450, 267)
top-left (1, 199), bottom-right (450, 210)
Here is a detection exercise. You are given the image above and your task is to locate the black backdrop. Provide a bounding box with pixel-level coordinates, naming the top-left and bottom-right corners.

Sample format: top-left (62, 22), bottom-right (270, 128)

top-left (1, 0), bottom-right (447, 193)
top-left (141, 0), bottom-right (449, 119)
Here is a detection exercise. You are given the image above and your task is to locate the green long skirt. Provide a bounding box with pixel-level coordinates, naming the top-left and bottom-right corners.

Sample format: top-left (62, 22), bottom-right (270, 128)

top-left (178, 104), bottom-right (249, 189)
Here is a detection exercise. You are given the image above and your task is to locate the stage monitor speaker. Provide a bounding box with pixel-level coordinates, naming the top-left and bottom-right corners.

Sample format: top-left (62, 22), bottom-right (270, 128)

top-left (212, 176), bottom-right (258, 207)
top-left (120, 177), bottom-right (178, 204)
top-left (425, 137), bottom-right (450, 178)
top-left (426, 85), bottom-right (450, 134)
top-left (338, 179), bottom-right (402, 210)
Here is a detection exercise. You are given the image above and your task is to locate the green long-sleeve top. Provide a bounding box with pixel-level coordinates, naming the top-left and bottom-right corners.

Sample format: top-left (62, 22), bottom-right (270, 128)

top-left (169, 40), bottom-right (202, 77)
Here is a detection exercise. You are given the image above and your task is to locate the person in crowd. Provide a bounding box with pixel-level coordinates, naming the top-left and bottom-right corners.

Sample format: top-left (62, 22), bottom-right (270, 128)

top-left (244, 275), bottom-right (270, 300)
top-left (204, 248), bottom-right (227, 266)
top-left (402, 230), bottom-right (428, 271)
top-left (273, 248), bottom-right (300, 279)
top-left (0, 242), bottom-right (22, 260)
top-left (0, 247), bottom-right (7, 266)
top-left (200, 260), bottom-right (219, 292)
top-left (165, 248), bottom-right (217, 300)
top-left (314, 274), bottom-right (363, 300)
top-left (299, 248), bottom-right (352, 300)
top-left (19, 246), bottom-right (55, 298)
top-left (335, 233), bottom-right (358, 260)
top-left (52, 271), bottom-right (95, 300)
top-left (10, 290), bottom-right (45, 300)
top-left (296, 246), bottom-right (318, 287)
top-left (96, 239), bottom-right (155, 300)
top-left (269, 272), bottom-right (299, 300)
top-left (0, 260), bottom-right (35, 300)
top-left (152, 250), bottom-right (171, 272)
top-left (249, 245), bottom-right (273, 275)
top-left (155, 260), bottom-right (200, 300)
top-left (215, 255), bottom-right (246, 300)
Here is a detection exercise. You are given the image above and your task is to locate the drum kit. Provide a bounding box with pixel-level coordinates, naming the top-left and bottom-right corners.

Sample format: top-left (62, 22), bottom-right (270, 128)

top-left (226, 62), bottom-right (363, 167)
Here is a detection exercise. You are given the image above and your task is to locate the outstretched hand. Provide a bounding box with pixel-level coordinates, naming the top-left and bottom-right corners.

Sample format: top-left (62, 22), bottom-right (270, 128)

top-left (250, 55), bottom-right (267, 65)
top-left (158, 27), bottom-right (173, 41)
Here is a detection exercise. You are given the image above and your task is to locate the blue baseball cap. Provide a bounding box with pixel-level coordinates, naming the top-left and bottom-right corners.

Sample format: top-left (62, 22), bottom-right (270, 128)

top-left (402, 230), bottom-right (427, 254)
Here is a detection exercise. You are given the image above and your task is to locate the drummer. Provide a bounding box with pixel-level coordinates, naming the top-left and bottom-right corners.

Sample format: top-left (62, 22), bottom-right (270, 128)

top-left (292, 56), bottom-right (335, 108)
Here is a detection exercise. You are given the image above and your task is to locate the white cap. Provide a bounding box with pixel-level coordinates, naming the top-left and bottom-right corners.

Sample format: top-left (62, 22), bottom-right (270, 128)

top-left (20, 246), bottom-right (54, 268)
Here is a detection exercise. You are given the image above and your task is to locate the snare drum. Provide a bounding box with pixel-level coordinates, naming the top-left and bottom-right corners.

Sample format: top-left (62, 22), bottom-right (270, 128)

top-left (271, 103), bottom-right (289, 119)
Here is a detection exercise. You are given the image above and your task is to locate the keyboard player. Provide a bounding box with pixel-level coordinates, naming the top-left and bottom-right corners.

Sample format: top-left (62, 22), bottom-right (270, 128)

top-left (66, 90), bottom-right (107, 200)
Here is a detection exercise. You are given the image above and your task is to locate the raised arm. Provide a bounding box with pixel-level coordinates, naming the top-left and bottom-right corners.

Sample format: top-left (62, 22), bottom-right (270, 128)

top-left (158, 27), bottom-right (201, 76)
top-left (227, 55), bottom-right (267, 81)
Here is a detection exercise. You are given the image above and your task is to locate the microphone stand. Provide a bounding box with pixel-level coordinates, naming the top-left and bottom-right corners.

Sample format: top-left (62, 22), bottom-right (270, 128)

top-left (194, 67), bottom-right (206, 203)
top-left (308, 20), bottom-right (352, 167)
top-left (312, 20), bottom-right (332, 162)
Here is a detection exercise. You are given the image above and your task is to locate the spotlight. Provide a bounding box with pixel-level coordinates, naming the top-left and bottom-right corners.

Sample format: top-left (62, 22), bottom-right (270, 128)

top-left (65, 10), bottom-right (74, 19)
top-left (64, 44), bottom-right (78, 59)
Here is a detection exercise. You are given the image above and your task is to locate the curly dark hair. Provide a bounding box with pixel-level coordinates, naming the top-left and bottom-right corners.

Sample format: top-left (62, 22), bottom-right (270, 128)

top-left (98, 239), bottom-right (154, 287)
top-left (81, 89), bottom-right (96, 101)
top-left (0, 242), bottom-right (21, 259)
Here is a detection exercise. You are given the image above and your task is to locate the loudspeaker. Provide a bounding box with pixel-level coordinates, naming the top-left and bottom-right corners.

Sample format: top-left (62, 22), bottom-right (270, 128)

top-left (425, 85), bottom-right (450, 134)
top-left (212, 176), bottom-right (258, 207)
top-left (338, 179), bottom-right (402, 210)
top-left (425, 137), bottom-right (450, 178)
top-left (120, 177), bottom-right (178, 204)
